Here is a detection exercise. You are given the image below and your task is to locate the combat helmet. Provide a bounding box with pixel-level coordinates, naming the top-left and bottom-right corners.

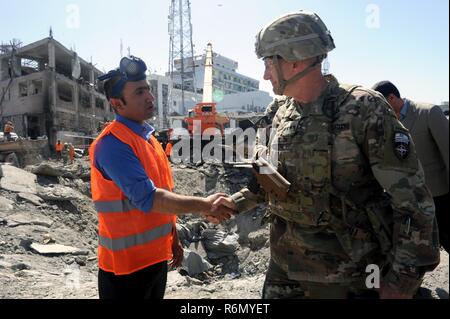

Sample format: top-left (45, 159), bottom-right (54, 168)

top-left (255, 11), bottom-right (335, 95)
top-left (255, 10), bottom-right (335, 62)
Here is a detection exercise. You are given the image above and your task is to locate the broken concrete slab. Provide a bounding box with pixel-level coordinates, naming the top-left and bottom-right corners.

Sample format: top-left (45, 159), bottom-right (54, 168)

top-left (234, 207), bottom-right (266, 243)
top-left (0, 164), bottom-right (37, 194)
top-left (6, 213), bottom-right (53, 228)
top-left (181, 249), bottom-right (213, 276)
top-left (26, 161), bottom-right (91, 180)
top-left (0, 195), bottom-right (14, 211)
top-left (27, 163), bottom-right (74, 178)
top-left (202, 229), bottom-right (239, 259)
top-left (187, 240), bottom-right (208, 260)
top-left (17, 193), bottom-right (44, 206)
top-left (30, 243), bottom-right (88, 255)
top-left (176, 221), bottom-right (207, 248)
top-left (36, 184), bottom-right (84, 201)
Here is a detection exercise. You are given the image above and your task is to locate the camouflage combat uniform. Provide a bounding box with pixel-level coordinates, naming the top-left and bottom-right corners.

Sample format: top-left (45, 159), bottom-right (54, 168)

top-left (231, 75), bottom-right (440, 299)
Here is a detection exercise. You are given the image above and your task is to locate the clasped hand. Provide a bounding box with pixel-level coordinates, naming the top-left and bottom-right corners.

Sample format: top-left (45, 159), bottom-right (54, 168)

top-left (201, 193), bottom-right (237, 224)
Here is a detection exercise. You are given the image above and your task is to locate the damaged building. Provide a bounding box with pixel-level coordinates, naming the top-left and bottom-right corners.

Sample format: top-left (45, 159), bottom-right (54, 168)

top-left (0, 36), bottom-right (114, 149)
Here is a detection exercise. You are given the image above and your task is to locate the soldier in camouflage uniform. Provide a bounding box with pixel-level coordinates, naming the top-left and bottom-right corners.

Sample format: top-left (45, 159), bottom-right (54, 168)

top-left (213, 11), bottom-right (440, 299)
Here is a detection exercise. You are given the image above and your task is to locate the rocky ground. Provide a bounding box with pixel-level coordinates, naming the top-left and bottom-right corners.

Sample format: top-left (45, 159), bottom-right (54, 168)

top-left (0, 159), bottom-right (448, 299)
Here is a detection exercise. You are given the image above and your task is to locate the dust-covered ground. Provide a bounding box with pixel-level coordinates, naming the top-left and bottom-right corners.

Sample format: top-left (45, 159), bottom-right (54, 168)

top-left (0, 159), bottom-right (448, 299)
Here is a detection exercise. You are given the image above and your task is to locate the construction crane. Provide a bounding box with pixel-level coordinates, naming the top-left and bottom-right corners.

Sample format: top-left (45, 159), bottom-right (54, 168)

top-left (184, 43), bottom-right (229, 137)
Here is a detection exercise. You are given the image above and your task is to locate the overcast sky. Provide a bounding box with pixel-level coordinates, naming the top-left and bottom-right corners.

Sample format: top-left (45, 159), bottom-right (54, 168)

top-left (1, 0), bottom-right (448, 104)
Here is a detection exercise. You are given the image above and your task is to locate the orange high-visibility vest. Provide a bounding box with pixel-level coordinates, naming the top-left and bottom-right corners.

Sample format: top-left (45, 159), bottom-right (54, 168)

top-left (165, 142), bottom-right (173, 157)
top-left (89, 120), bottom-right (176, 275)
top-left (55, 143), bottom-right (63, 152)
top-left (69, 145), bottom-right (75, 159)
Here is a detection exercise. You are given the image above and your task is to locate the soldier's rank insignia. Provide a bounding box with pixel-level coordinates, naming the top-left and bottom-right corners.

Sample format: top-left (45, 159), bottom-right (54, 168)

top-left (394, 132), bottom-right (410, 159)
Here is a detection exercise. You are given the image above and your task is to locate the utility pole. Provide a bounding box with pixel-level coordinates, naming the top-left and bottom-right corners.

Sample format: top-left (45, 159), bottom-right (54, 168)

top-left (168, 0), bottom-right (197, 126)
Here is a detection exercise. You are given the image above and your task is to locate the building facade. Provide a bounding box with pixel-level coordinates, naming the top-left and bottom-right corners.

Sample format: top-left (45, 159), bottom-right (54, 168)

top-left (0, 37), bottom-right (114, 148)
top-left (216, 90), bottom-right (272, 114)
top-left (148, 74), bottom-right (201, 130)
top-left (170, 51), bottom-right (260, 96)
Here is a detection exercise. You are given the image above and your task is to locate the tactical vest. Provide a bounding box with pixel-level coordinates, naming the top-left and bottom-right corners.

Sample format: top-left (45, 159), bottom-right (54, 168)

top-left (267, 84), bottom-right (393, 263)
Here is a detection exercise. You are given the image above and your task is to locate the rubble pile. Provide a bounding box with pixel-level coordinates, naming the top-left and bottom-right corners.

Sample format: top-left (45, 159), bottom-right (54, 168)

top-left (168, 162), bottom-right (271, 284)
top-left (0, 159), bottom-right (98, 298)
top-left (0, 159), bottom-right (448, 299)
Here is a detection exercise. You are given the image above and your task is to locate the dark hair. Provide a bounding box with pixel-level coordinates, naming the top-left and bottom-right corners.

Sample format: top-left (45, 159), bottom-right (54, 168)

top-left (371, 81), bottom-right (401, 99)
top-left (103, 76), bottom-right (126, 110)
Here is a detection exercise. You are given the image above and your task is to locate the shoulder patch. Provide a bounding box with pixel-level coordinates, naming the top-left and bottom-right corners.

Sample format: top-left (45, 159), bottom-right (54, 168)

top-left (334, 123), bottom-right (350, 131)
top-left (393, 131), bottom-right (410, 160)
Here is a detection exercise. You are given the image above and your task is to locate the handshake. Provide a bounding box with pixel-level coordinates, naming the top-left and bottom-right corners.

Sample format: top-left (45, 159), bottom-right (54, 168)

top-left (200, 193), bottom-right (238, 224)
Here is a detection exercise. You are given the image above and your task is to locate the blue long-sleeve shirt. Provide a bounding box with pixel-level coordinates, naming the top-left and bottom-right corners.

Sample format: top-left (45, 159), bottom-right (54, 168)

top-left (94, 115), bottom-right (157, 213)
top-left (399, 99), bottom-right (410, 122)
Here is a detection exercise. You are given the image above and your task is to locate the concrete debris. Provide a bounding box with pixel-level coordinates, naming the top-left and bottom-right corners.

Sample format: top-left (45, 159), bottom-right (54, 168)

top-left (171, 167), bottom-right (206, 196)
top-left (167, 270), bottom-right (188, 288)
top-left (247, 229), bottom-right (269, 251)
top-left (42, 234), bottom-right (55, 245)
top-left (6, 212), bottom-right (53, 228)
top-left (0, 195), bottom-right (14, 211)
top-left (233, 208), bottom-right (266, 243)
top-left (27, 160), bottom-right (91, 180)
top-left (202, 229), bottom-right (239, 259)
top-left (59, 178), bottom-right (91, 197)
top-left (74, 256), bottom-right (87, 266)
top-left (36, 184), bottom-right (84, 201)
top-left (11, 262), bottom-right (31, 271)
top-left (176, 221), bottom-right (207, 247)
top-left (30, 243), bottom-right (87, 256)
top-left (17, 192), bottom-right (44, 206)
top-left (186, 276), bottom-right (205, 286)
top-left (181, 249), bottom-right (213, 276)
top-left (0, 153), bottom-right (20, 167)
top-left (28, 163), bottom-right (69, 178)
top-left (0, 164), bottom-right (37, 194)
top-left (0, 260), bottom-right (12, 269)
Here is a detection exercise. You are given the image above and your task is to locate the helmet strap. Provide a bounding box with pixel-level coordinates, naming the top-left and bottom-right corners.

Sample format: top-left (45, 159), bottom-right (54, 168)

top-left (273, 55), bottom-right (323, 95)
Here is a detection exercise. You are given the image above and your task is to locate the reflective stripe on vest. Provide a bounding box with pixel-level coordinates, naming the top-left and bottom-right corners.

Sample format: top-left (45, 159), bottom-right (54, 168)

top-left (94, 199), bottom-right (137, 213)
top-left (99, 222), bottom-right (173, 252)
top-left (90, 121), bottom-right (175, 274)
